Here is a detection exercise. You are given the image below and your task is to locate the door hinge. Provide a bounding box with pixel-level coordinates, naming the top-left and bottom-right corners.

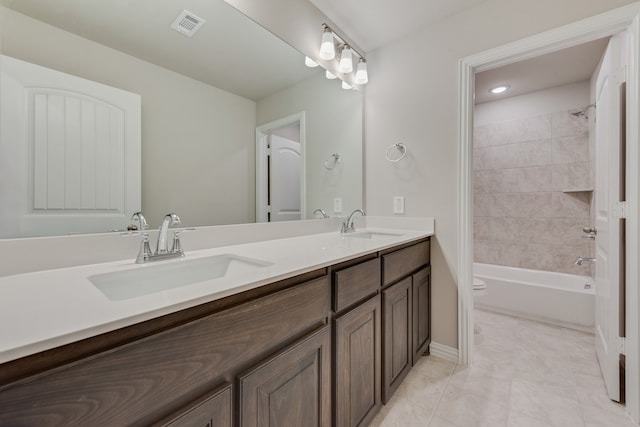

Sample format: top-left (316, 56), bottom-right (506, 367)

top-left (619, 337), bottom-right (626, 355)
top-left (266, 205), bottom-right (271, 213)
top-left (613, 201), bottom-right (627, 219)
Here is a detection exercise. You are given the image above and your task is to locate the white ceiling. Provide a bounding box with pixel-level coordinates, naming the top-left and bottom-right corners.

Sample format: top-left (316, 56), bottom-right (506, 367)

top-left (475, 38), bottom-right (609, 104)
top-left (0, 0), bottom-right (318, 101)
top-left (3, 0), bottom-right (611, 104)
top-left (309, 0), bottom-right (488, 52)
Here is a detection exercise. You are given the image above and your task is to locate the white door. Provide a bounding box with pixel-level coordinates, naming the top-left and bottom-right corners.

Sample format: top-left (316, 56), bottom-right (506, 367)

top-left (0, 55), bottom-right (141, 237)
top-left (269, 135), bottom-right (301, 222)
top-left (594, 34), bottom-right (625, 402)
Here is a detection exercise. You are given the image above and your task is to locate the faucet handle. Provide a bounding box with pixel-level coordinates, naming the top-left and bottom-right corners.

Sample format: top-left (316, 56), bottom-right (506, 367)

top-left (171, 230), bottom-right (184, 255)
top-left (170, 228), bottom-right (194, 255)
top-left (121, 231), bottom-right (153, 263)
top-left (138, 233), bottom-right (153, 263)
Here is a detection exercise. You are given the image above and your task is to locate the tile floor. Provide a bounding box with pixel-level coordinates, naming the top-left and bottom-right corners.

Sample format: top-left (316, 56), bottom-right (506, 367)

top-left (370, 309), bottom-right (636, 427)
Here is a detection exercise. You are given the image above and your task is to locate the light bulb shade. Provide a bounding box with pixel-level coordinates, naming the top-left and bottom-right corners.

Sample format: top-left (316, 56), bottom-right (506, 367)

top-left (339, 46), bottom-right (353, 73)
top-left (305, 56), bottom-right (319, 67)
top-left (319, 30), bottom-right (335, 60)
top-left (341, 80), bottom-right (352, 90)
top-left (325, 70), bottom-right (337, 80)
top-left (355, 60), bottom-right (368, 84)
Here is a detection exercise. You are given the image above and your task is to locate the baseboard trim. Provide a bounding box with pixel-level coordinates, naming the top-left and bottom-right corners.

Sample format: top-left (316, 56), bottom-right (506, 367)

top-left (429, 342), bottom-right (459, 363)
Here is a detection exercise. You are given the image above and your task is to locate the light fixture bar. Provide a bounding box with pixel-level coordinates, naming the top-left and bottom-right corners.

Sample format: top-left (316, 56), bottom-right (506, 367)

top-left (321, 23), bottom-right (366, 62)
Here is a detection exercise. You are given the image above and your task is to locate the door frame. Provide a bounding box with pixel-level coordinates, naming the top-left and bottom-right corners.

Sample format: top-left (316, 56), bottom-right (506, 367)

top-left (256, 112), bottom-right (306, 222)
top-left (457, 2), bottom-right (640, 421)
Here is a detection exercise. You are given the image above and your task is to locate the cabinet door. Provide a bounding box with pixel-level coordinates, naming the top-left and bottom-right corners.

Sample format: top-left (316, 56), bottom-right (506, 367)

top-left (335, 295), bottom-right (381, 427)
top-left (157, 383), bottom-right (232, 427)
top-left (238, 325), bottom-right (331, 427)
top-left (382, 277), bottom-right (412, 403)
top-left (412, 266), bottom-right (431, 365)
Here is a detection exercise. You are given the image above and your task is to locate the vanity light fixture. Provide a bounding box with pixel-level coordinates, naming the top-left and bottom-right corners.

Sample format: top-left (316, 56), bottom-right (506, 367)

top-left (341, 80), bottom-right (352, 90)
top-left (319, 25), bottom-right (336, 60)
top-left (355, 58), bottom-right (368, 84)
top-left (317, 23), bottom-right (368, 86)
top-left (326, 70), bottom-right (337, 79)
top-left (305, 56), bottom-right (319, 67)
top-left (339, 45), bottom-right (354, 73)
top-left (489, 85), bottom-right (510, 94)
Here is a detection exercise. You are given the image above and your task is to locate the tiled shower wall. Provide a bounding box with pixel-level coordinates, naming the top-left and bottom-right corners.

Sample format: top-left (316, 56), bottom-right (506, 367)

top-left (473, 110), bottom-right (593, 275)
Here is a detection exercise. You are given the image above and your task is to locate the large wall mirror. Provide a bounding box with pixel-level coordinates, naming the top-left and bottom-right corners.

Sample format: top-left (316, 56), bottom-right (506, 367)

top-left (0, 0), bottom-right (363, 238)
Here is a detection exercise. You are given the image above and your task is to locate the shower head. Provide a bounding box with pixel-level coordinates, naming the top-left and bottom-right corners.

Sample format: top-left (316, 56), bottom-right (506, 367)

top-left (570, 104), bottom-right (596, 120)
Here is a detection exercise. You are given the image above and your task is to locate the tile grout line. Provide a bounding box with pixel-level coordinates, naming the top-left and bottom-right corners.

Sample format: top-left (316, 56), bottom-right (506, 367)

top-left (426, 360), bottom-right (461, 427)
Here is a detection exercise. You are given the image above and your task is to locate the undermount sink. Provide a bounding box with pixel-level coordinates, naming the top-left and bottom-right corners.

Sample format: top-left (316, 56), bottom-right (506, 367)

top-left (342, 231), bottom-right (402, 239)
top-left (89, 254), bottom-right (272, 301)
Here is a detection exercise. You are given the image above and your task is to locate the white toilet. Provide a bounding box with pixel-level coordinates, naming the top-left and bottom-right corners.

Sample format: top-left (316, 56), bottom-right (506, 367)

top-left (473, 277), bottom-right (487, 297)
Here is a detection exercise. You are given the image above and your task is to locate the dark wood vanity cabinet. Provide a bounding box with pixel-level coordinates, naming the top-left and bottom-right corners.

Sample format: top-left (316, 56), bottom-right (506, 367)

top-left (334, 295), bottom-right (382, 427)
top-left (238, 325), bottom-right (332, 427)
top-left (380, 240), bottom-right (431, 403)
top-left (0, 274), bottom-right (331, 427)
top-left (382, 277), bottom-right (412, 403)
top-left (412, 266), bottom-right (432, 364)
top-left (0, 237), bottom-right (431, 427)
top-left (156, 383), bottom-right (233, 427)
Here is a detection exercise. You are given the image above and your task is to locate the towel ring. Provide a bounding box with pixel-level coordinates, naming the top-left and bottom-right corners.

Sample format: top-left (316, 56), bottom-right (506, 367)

top-left (324, 153), bottom-right (341, 170)
top-left (385, 143), bottom-right (407, 162)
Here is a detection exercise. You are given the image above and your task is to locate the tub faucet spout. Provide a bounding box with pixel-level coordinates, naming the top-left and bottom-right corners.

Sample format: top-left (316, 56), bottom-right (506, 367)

top-left (575, 257), bottom-right (595, 266)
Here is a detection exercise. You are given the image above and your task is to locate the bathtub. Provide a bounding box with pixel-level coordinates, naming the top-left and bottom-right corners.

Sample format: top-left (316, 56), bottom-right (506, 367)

top-left (474, 263), bottom-right (595, 333)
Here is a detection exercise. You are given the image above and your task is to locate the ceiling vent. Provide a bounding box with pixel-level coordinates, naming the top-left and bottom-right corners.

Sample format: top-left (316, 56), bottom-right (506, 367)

top-left (170, 10), bottom-right (206, 37)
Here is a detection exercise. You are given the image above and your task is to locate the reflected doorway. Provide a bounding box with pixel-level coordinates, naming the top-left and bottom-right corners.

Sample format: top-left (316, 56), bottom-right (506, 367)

top-left (256, 112), bottom-right (306, 222)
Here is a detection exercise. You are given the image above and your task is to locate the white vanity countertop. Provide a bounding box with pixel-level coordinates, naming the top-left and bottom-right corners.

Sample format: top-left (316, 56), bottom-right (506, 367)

top-left (0, 221), bottom-right (433, 364)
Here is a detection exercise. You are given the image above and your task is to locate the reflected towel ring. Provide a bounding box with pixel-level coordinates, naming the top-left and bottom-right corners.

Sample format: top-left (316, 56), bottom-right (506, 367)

top-left (324, 153), bottom-right (341, 170)
top-left (385, 143), bottom-right (407, 162)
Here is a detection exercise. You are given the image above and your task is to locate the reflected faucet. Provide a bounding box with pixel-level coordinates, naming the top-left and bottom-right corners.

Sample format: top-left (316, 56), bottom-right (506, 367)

top-left (575, 257), bottom-right (596, 266)
top-left (313, 209), bottom-right (329, 219)
top-left (341, 209), bottom-right (366, 234)
top-left (130, 211), bottom-right (148, 231)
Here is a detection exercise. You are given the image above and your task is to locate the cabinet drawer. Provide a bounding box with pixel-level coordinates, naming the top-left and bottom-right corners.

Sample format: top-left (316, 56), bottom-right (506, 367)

top-left (382, 240), bottom-right (430, 286)
top-left (333, 257), bottom-right (381, 312)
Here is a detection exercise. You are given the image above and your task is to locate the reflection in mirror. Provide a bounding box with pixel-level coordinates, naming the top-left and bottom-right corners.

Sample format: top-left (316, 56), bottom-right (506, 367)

top-left (0, 0), bottom-right (363, 238)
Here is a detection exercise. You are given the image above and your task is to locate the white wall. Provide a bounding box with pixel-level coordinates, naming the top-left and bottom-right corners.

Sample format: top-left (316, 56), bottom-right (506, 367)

top-left (364, 0), bottom-right (638, 348)
top-left (256, 73), bottom-right (363, 217)
top-left (0, 7), bottom-right (257, 229)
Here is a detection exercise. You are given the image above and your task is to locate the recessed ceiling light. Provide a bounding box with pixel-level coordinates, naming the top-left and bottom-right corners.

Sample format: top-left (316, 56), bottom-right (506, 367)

top-left (489, 85), bottom-right (510, 94)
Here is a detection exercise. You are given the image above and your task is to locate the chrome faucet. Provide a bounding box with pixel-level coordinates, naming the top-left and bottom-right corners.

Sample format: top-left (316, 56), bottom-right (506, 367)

top-left (157, 212), bottom-right (181, 254)
top-left (125, 212), bottom-right (186, 263)
top-left (575, 257), bottom-right (596, 266)
top-left (313, 208), bottom-right (329, 219)
top-left (341, 209), bottom-right (366, 234)
top-left (130, 211), bottom-right (148, 231)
